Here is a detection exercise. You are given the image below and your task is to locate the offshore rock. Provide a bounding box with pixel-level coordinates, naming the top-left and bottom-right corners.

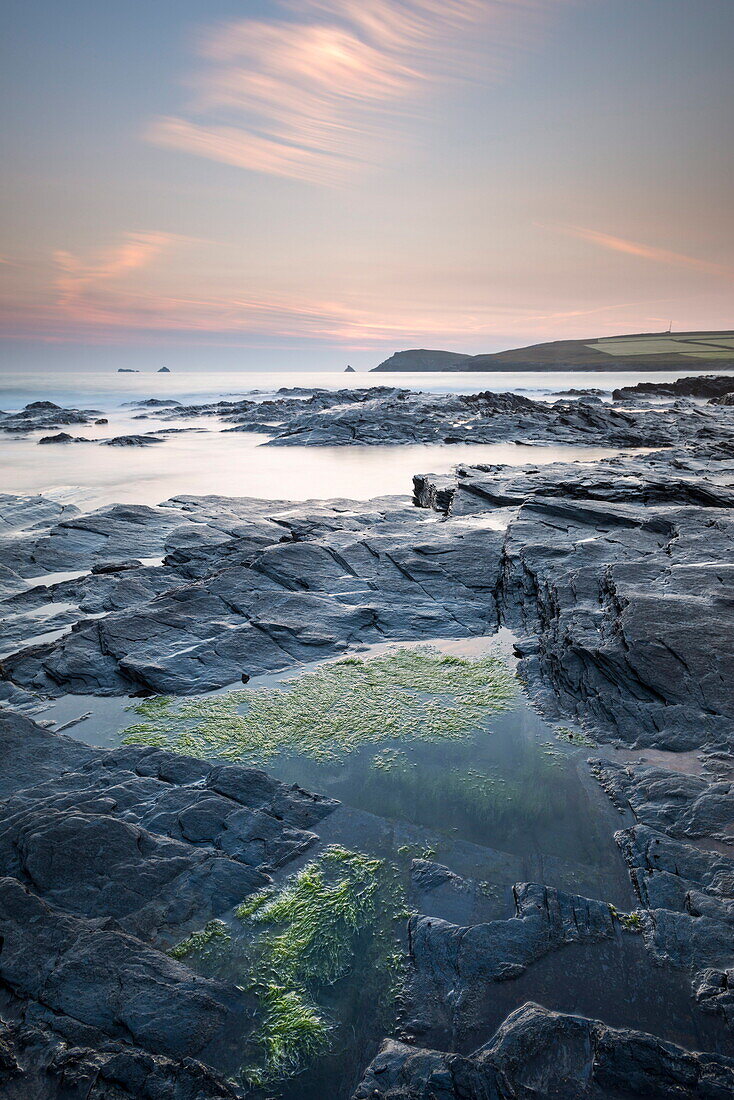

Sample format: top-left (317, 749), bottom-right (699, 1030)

top-left (137, 384), bottom-right (734, 451)
top-left (0, 402), bottom-right (101, 435)
top-left (613, 374), bottom-right (734, 400)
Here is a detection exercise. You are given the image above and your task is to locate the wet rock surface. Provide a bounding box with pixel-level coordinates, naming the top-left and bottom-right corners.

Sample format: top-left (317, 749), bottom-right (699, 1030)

top-left (354, 1003), bottom-right (734, 1099)
top-left (0, 709), bottom-right (336, 1098)
top-left (0, 401), bottom-right (102, 435)
top-left (0, 494), bottom-right (501, 695)
top-left (612, 373), bottom-right (734, 400)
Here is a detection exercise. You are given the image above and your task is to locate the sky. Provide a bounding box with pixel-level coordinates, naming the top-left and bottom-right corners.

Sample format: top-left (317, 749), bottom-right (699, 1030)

top-left (1, 0), bottom-right (733, 371)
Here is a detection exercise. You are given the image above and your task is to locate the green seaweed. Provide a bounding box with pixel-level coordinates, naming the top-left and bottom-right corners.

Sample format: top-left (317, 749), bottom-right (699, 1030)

top-left (555, 725), bottom-right (596, 747)
top-left (609, 904), bottom-right (644, 932)
top-left (239, 846), bottom-right (405, 1086)
top-left (121, 646), bottom-right (518, 768)
top-left (396, 842), bottom-right (436, 860)
top-left (244, 985), bottom-right (329, 1085)
top-left (175, 847), bottom-right (406, 1089)
top-left (168, 919), bottom-right (231, 960)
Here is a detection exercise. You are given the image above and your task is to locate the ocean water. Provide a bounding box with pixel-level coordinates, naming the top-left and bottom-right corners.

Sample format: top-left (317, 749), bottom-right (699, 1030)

top-left (0, 364), bottom-right (708, 507)
top-left (1, 364), bottom-right (729, 410)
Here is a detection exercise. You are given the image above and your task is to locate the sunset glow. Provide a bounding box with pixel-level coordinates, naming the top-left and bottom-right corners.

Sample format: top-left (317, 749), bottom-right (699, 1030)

top-left (2, 0), bottom-right (733, 365)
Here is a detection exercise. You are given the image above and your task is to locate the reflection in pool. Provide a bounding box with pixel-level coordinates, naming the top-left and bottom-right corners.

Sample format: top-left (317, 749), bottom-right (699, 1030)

top-left (44, 637), bottom-right (640, 1097)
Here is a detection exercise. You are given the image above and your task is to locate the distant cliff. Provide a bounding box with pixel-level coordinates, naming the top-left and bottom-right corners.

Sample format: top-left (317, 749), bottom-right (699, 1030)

top-left (371, 331), bottom-right (734, 372)
top-left (372, 349), bottom-right (473, 372)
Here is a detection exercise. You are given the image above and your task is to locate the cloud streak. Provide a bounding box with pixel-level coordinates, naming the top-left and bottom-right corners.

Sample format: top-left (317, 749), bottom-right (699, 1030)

top-left (149, 0), bottom-right (571, 183)
top-left (0, 227), bottom-right (658, 347)
top-left (545, 223), bottom-right (734, 280)
top-left (54, 232), bottom-right (175, 316)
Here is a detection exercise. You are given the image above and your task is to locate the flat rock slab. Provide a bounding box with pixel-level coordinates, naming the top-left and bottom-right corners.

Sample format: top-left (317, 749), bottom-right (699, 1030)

top-left (0, 495), bottom-right (502, 695)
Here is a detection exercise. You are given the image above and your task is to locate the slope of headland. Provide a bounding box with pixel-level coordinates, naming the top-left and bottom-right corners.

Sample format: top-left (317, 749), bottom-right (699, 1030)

top-left (371, 329), bottom-right (734, 371)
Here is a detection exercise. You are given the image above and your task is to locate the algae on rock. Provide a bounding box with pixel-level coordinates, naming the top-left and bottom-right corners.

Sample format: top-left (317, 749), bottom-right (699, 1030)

top-left (169, 846), bottom-right (407, 1089)
top-left (122, 646), bottom-right (519, 768)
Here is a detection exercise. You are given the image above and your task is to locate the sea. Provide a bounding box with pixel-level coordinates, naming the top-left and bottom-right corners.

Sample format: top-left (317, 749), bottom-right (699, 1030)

top-left (1, 365), bottom-right (729, 509)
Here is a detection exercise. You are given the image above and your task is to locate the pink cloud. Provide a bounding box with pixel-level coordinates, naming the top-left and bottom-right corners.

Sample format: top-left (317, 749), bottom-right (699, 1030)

top-left (543, 223), bottom-right (734, 280)
top-left (0, 227), bottom-right (665, 347)
top-left (148, 0), bottom-right (573, 184)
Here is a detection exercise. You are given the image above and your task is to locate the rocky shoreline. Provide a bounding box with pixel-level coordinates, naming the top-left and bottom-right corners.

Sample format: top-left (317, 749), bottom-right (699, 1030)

top-left (0, 383), bottom-right (733, 1098)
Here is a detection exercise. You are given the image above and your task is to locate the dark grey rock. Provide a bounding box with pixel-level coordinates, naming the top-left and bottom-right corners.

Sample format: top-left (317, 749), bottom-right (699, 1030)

top-left (0, 1013), bottom-right (245, 1100)
top-left (0, 709), bottom-right (337, 1094)
top-left (38, 432), bottom-right (75, 444)
top-left (133, 384), bottom-right (734, 452)
top-left (0, 711), bottom-right (94, 799)
top-left (0, 402), bottom-right (100, 435)
top-left (354, 1002), bottom-right (734, 1099)
top-left (90, 558), bottom-right (144, 574)
top-left (0, 874), bottom-right (250, 1062)
top-left (613, 375), bottom-right (734, 400)
top-left (103, 434), bottom-right (164, 446)
top-left (496, 495), bottom-right (734, 751)
top-left (0, 496), bottom-right (502, 695)
top-left (121, 398), bottom-right (181, 408)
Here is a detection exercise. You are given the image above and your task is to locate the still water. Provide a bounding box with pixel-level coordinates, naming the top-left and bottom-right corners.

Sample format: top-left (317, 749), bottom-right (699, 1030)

top-left (40, 637), bottom-right (728, 1096)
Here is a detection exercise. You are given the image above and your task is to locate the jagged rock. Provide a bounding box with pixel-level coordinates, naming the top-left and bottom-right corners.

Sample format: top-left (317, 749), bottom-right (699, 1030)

top-left (0, 874), bottom-right (251, 1063)
top-left (553, 387), bottom-right (610, 397)
top-left (415, 453), bottom-right (734, 516)
top-left (103, 434), bottom-right (164, 446)
top-left (0, 711), bottom-right (94, 799)
top-left (497, 496), bottom-right (734, 751)
top-left (695, 969), bottom-right (734, 1026)
top-left (0, 493), bottom-right (80, 534)
top-left (0, 402), bottom-right (100, 435)
top-left (595, 763), bottom-right (734, 842)
top-left (616, 824), bottom-right (734, 923)
top-left (354, 1002), bottom-right (734, 1098)
top-left (0, 1014), bottom-right (245, 1100)
top-left (122, 398), bottom-right (181, 408)
top-left (613, 375), bottom-right (734, 400)
top-left (405, 883), bottom-right (618, 1045)
top-left (130, 384), bottom-right (734, 451)
top-left (0, 710), bottom-right (337, 1093)
top-left (90, 558), bottom-right (144, 574)
top-left (38, 432), bottom-right (75, 444)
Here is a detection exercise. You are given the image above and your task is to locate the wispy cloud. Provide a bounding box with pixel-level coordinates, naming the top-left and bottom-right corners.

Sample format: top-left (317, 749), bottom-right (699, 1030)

top-left (543, 223), bottom-right (734, 280)
top-left (0, 227), bottom-right (674, 348)
top-left (54, 232), bottom-right (175, 316)
top-left (0, 230), bottom-right (656, 346)
top-left (149, 0), bottom-right (572, 184)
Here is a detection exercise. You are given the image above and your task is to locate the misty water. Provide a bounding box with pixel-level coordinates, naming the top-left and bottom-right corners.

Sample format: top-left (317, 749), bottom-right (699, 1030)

top-left (0, 366), bottom-right (680, 508)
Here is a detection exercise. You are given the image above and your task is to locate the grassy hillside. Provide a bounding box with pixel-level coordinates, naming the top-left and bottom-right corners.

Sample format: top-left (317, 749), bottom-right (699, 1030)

top-left (371, 331), bottom-right (734, 372)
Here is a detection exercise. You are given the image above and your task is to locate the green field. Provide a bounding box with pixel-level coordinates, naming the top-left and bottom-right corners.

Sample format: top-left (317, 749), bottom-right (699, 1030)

top-left (590, 333), bottom-right (734, 358)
